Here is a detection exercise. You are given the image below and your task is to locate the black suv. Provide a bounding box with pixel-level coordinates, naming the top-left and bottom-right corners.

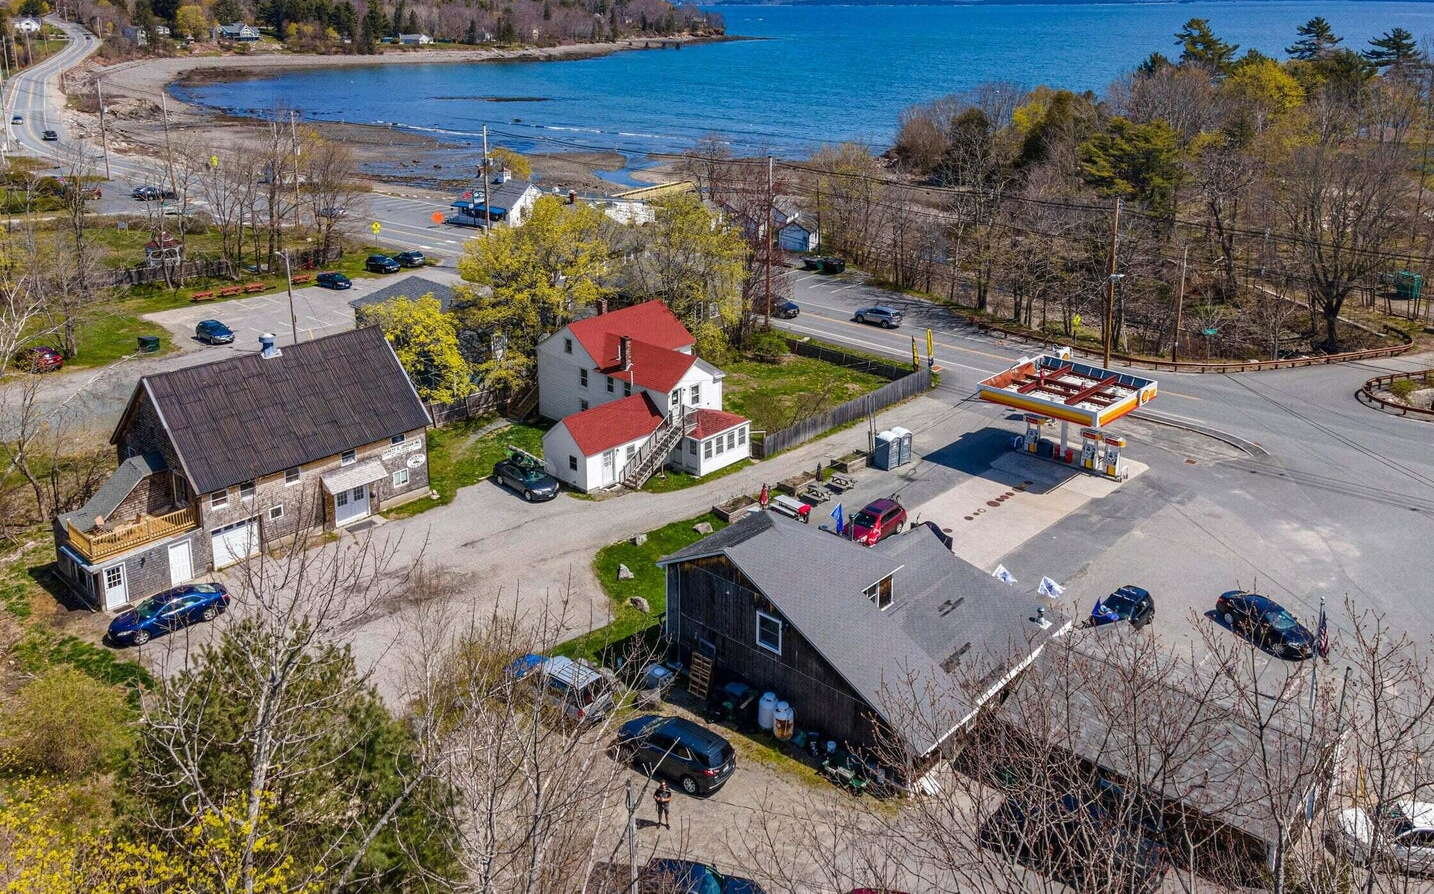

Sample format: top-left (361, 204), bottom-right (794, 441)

top-left (395, 250), bottom-right (426, 268)
top-left (772, 300), bottom-right (799, 319)
top-left (618, 714), bottom-right (736, 796)
top-left (132, 185), bottom-right (176, 201)
top-left (365, 254), bottom-right (400, 273)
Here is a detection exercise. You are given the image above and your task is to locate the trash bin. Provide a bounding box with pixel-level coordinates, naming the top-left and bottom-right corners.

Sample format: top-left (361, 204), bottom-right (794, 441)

top-left (871, 430), bottom-right (897, 470)
top-left (137, 335), bottom-right (160, 353)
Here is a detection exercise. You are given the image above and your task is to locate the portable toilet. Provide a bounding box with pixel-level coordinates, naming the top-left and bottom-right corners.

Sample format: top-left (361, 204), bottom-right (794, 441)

top-left (890, 426), bottom-right (913, 466)
top-left (871, 430), bottom-right (897, 470)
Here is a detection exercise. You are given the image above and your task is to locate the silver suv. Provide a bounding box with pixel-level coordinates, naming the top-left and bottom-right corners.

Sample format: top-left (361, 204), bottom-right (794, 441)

top-left (534, 656), bottom-right (615, 725)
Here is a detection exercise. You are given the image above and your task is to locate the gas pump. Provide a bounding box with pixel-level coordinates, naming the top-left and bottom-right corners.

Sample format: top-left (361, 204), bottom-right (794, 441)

top-left (1024, 415), bottom-right (1045, 454)
top-left (1103, 434), bottom-right (1126, 478)
top-left (1080, 428), bottom-right (1104, 471)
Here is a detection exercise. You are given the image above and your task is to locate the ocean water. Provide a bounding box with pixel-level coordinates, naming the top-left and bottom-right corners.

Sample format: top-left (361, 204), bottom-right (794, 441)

top-left (175, 3), bottom-right (1434, 164)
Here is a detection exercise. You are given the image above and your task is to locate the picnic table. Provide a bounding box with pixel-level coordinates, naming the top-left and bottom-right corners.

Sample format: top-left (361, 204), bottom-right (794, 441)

top-left (769, 494), bottom-right (811, 523)
top-left (291, 273), bottom-right (313, 285)
top-left (827, 473), bottom-right (856, 493)
top-left (798, 483), bottom-right (832, 505)
top-left (189, 290), bottom-right (216, 302)
top-left (243, 282), bottom-right (266, 293)
top-left (217, 286), bottom-right (243, 298)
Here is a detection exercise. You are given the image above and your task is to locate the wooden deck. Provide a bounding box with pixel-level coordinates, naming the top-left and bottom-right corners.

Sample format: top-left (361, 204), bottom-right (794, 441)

top-left (66, 504), bottom-right (198, 563)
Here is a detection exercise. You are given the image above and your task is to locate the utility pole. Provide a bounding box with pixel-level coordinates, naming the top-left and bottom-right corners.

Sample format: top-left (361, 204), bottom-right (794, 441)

top-left (96, 79), bottom-right (111, 179)
top-left (764, 154), bottom-right (774, 325)
top-left (281, 250), bottom-right (299, 344)
top-left (481, 123), bottom-right (491, 232)
top-left (1171, 244), bottom-right (1188, 364)
top-left (1102, 196), bottom-right (1122, 369)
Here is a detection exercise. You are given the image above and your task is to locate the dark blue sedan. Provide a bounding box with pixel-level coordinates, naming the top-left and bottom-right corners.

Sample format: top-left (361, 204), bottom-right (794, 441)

top-left (107, 583), bottom-right (230, 646)
top-left (640, 859), bottom-right (767, 894)
top-left (195, 319), bottom-right (234, 345)
top-left (1215, 590), bottom-right (1315, 660)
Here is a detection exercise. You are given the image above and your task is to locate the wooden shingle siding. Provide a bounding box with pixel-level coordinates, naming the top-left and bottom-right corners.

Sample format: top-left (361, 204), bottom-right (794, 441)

top-left (671, 556), bottom-right (878, 748)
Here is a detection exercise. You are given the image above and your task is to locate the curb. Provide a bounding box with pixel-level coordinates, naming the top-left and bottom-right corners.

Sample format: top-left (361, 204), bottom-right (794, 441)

top-left (1130, 410), bottom-right (1269, 458)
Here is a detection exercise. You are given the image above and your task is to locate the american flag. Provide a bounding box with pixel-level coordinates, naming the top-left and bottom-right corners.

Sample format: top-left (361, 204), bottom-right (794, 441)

top-left (1316, 603), bottom-right (1330, 659)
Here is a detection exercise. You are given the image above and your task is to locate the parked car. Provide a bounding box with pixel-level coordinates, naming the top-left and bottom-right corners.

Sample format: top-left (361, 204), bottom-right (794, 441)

top-left (1333, 801), bottom-right (1434, 874)
top-left (395, 250), bottom-right (426, 268)
top-left (532, 655), bottom-right (614, 725)
top-left (41, 129), bottom-right (57, 141)
top-left (10, 114), bottom-right (20, 124)
top-left (365, 254), bottom-right (400, 273)
top-left (315, 206), bottom-right (347, 219)
top-left (195, 319), bottom-right (235, 345)
top-left (850, 498), bottom-right (906, 546)
top-left (819, 257), bottom-right (846, 274)
top-left (1214, 590), bottom-right (1315, 660)
top-left (801, 256), bottom-right (823, 271)
top-left (618, 714), bottom-right (737, 796)
top-left (771, 300), bottom-right (800, 319)
top-left (980, 795), bottom-right (1168, 894)
top-left (637, 858), bottom-right (767, 894)
top-left (1090, 585), bottom-right (1155, 629)
top-left (14, 345), bottom-right (63, 372)
top-left (107, 583), bottom-right (231, 646)
top-left (132, 185), bottom-right (176, 201)
top-left (315, 272), bottom-right (352, 290)
top-left (493, 451), bottom-right (560, 501)
top-left (853, 305), bottom-right (903, 328)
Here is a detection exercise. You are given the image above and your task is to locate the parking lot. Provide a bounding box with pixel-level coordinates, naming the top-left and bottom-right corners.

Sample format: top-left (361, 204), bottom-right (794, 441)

top-left (142, 270), bottom-right (464, 352)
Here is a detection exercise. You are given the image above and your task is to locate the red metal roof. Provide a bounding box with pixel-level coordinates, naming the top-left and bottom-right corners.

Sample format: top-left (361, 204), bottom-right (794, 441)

top-left (689, 409), bottom-right (748, 439)
top-left (568, 301), bottom-right (693, 362)
top-left (560, 393), bottom-right (664, 455)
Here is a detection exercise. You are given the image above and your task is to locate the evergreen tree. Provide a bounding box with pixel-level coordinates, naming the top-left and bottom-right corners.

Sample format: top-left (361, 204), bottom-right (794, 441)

top-left (1287, 16), bottom-right (1341, 60)
top-left (212, 0), bottom-right (242, 23)
top-left (465, 17), bottom-right (478, 43)
top-left (1136, 51), bottom-right (1172, 77)
top-left (1365, 27), bottom-right (1423, 71)
top-left (1175, 18), bottom-right (1238, 73)
top-left (404, 9), bottom-right (418, 32)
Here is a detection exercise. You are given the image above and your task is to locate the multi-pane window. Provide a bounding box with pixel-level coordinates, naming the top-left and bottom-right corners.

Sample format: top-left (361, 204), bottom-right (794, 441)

top-left (756, 611), bottom-right (782, 654)
top-left (269, 504), bottom-right (284, 520)
top-left (210, 490), bottom-right (228, 509)
top-left (285, 467), bottom-right (301, 485)
top-left (579, 368), bottom-right (588, 388)
top-left (703, 440), bottom-right (713, 459)
top-left (340, 450), bottom-right (356, 466)
top-left (564, 337), bottom-right (572, 354)
top-left (239, 480), bottom-right (255, 501)
top-left (393, 468), bottom-right (410, 488)
top-left (689, 383), bottom-right (701, 404)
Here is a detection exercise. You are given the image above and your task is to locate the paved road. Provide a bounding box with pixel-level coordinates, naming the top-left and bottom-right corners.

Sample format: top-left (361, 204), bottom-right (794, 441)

top-left (5, 18), bottom-right (480, 261)
top-left (779, 268), bottom-right (1434, 673)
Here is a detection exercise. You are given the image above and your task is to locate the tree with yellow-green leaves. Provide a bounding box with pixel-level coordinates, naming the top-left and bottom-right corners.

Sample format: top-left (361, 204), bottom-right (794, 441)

top-left (356, 293), bottom-right (474, 403)
top-left (174, 4), bottom-right (209, 39)
top-left (457, 195), bottom-right (613, 391)
top-left (626, 192), bottom-right (746, 348)
top-left (490, 147), bottom-right (532, 181)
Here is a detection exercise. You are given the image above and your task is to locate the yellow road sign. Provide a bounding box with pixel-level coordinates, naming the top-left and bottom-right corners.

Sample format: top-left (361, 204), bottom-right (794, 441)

top-left (370, 221), bottom-right (382, 235)
top-left (208, 154), bottom-right (219, 169)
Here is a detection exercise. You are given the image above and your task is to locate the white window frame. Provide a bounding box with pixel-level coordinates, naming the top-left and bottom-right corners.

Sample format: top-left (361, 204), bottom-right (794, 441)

top-left (689, 383), bottom-right (701, 405)
top-left (285, 467), bottom-right (301, 485)
top-left (239, 480), bottom-right (255, 501)
top-left (268, 504), bottom-right (284, 521)
top-left (738, 426), bottom-right (747, 445)
top-left (568, 455), bottom-right (578, 471)
top-left (210, 489), bottom-right (228, 509)
top-left (390, 433), bottom-right (406, 445)
top-left (393, 468), bottom-right (410, 488)
top-left (340, 449), bottom-right (356, 466)
top-left (703, 439), bottom-right (713, 459)
top-left (670, 391), bottom-right (680, 409)
top-left (756, 611), bottom-right (782, 655)
top-left (727, 432), bottom-right (736, 451)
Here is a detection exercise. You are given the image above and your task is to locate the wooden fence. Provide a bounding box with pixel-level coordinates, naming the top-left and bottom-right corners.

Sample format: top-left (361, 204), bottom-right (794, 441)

top-left (783, 336), bottom-right (915, 380)
top-left (425, 389), bottom-right (503, 426)
top-left (755, 367), bottom-right (933, 458)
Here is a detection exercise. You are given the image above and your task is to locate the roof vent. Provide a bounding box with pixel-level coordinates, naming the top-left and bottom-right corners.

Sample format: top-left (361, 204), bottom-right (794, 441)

top-left (259, 332), bottom-right (281, 359)
top-left (1032, 605), bottom-right (1052, 630)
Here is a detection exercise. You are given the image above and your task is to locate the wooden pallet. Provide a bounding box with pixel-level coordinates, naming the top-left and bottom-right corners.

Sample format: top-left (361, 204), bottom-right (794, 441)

top-left (688, 651), bottom-right (714, 701)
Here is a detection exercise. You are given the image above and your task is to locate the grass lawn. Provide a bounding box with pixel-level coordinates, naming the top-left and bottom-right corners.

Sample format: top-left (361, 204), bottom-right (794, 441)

top-left (555, 512), bottom-right (729, 662)
top-left (383, 417), bottom-right (549, 519)
top-left (722, 355), bottom-right (888, 434)
top-left (639, 457), bottom-right (754, 494)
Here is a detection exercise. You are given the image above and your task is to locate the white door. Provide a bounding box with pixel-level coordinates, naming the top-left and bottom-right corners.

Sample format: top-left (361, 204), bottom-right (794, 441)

top-left (168, 540), bottom-right (193, 586)
top-left (211, 518), bottom-right (259, 569)
top-left (601, 450), bottom-right (616, 486)
top-left (334, 484), bottom-right (370, 525)
top-left (102, 563), bottom-right (128, 610)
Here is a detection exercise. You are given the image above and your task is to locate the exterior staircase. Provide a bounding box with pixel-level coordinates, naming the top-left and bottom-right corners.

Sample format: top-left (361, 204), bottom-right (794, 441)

top-left (620, 406), bottom-right (696, 490)
top-left (506, 384), bottom-right (539, 420)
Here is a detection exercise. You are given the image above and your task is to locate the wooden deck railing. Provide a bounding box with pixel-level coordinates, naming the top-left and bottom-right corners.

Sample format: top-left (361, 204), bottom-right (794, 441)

top-left (65, 504), bottom-right (199, 563)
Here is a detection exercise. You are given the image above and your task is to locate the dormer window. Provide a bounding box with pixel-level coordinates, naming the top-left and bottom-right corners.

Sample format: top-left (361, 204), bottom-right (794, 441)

top-left (864, 574), bottom-right (894, 610)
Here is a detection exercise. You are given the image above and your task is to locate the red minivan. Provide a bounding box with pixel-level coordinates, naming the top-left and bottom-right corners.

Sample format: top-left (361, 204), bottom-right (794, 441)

top-left (851, 498), bottom-right (906, 546)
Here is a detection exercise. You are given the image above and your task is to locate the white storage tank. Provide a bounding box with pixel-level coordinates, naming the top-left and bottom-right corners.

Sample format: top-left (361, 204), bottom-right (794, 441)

top-left (757, 692), bottom-right (778, 731)
top-left (773, 700), bottom-right (795, 741)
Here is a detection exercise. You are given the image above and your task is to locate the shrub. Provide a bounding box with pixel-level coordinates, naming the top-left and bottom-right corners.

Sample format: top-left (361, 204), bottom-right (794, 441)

top-left (747, 329), bottom-right (789, 362)
top-left (3, 666), bottom-right (134, 775)
top-left (1389, 379), bottom-right (1417, 401)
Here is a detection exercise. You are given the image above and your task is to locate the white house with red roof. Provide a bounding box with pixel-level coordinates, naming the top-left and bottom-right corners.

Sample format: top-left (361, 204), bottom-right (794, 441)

top-left (538, 301), bottom-right (751, 491)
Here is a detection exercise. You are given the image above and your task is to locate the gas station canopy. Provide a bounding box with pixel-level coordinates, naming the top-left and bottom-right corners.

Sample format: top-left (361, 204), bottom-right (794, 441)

top-left (977, 354), bottom-right (1158, 428)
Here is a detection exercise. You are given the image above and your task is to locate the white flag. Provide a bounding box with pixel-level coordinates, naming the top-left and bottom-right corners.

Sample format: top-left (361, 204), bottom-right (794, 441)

top-left (992, 564), bottom-right (1017, 585)
top-left (1038, 576), bottom-right (1066, 600)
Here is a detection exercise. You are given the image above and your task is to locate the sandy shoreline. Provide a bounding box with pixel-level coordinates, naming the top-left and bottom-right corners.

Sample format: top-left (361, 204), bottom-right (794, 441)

top-left (66, 35), bottom-right (724, 193)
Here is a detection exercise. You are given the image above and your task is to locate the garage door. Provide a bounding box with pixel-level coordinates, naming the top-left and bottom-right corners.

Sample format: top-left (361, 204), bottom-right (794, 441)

top-left (211, 518), bottom-right (259, 569)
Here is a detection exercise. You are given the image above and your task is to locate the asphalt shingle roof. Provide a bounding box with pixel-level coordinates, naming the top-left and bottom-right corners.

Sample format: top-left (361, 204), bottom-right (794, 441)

top-left (58, 452), bottom-right (166, 533)
top-left (349, 276), bottom-right (461, 312)
top-left (123, 327), bottom-right (430, 495)
top-left (660, 512), bottom-right (1065, 755)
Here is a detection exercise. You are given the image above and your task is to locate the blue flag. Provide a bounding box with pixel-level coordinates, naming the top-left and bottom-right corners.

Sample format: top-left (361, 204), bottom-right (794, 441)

top-left (831, 503), bottom-right (844, 535)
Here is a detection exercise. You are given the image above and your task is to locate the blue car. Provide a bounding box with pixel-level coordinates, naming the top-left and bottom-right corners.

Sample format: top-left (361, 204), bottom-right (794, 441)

top-left (1090, 585), bottom-right (1154, 629)
top-left (107, 583), bottom-right (230, 646)
top-left (315, 272), bottom-right (352, 289)
top-left (639, 859), bottom-right (767, 894)
top-left (195, 319), bottom-right (234, 345)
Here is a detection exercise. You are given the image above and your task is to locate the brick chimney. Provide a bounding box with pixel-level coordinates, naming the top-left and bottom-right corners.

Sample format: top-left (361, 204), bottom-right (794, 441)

top-left (618, 335), bottom-right (632, 371)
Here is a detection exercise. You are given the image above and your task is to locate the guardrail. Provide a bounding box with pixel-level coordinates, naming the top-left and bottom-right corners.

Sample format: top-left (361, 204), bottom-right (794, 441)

top-left (1357, 370), bottom-right (1434, 421)
top-left (968, 318), bottom-right (1415, 373)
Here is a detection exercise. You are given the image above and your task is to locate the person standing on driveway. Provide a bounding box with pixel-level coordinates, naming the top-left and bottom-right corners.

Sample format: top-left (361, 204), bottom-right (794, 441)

top-left (654, 780), bottom-right (672, 829)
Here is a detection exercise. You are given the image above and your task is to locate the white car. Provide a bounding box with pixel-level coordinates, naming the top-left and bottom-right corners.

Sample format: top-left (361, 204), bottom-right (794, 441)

top-left (1334, 801), bottom-right (1434, 874)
